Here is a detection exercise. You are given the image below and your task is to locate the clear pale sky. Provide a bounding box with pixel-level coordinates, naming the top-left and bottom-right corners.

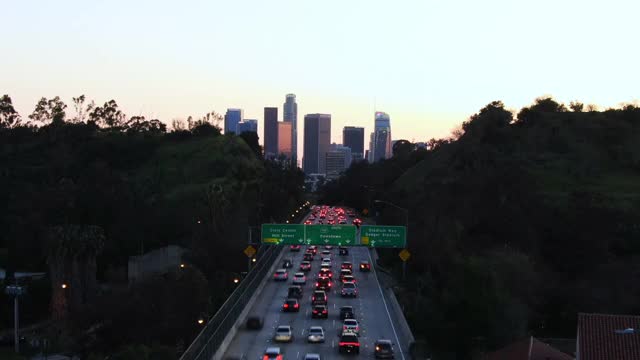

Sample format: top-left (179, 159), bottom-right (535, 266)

top-left (2, 0), bottom-right (639, 157)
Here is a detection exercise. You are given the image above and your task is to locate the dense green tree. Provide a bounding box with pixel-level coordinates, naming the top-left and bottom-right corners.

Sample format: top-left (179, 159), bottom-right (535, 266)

top-left (0, 94), bottom-right (22, 128)
top-left (29, 96), bottom-right (67, 124)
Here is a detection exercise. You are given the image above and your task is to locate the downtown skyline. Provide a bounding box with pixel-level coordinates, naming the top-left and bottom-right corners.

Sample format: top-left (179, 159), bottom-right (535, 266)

top-left (2, 0), bottom-right (639, 156)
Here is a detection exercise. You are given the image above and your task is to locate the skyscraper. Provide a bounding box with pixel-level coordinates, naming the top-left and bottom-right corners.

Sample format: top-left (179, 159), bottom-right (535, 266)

top-left (342, 126), bottom-right (365, 164)
top-left (263, 107), bottom-right (278, 158)
top-left (303, 114), bottom-right (331, 174)
top-left (237, 119), bottom-right (258, 134)
top-left (325, 144), bottom-right (352, 180)
top-left (283, 94), bottom-right (298, 167)
top-left (372, 111), bottom-right (392, 161)
top-left (278, 122), bottom-right (293, 160)
top-left (224, 108), bottom-right (243, 134)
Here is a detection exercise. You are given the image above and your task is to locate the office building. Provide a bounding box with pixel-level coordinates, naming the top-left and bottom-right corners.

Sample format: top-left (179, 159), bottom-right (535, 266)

top-left (368, 132), bottom-right (375, 162)
top-left (263, 107), bottom-right (278, 158)
top-left (372, 111), bottom-right (392, 161)
top-left (342, 126), bottom-right (365, 164)
top-left (303, 113), bottom-right (331, 174)
top-left (278, 122), bottom-right (293, 159)
top-left (325, 144), bottom-right (352, 180)
top-left (224, 108), bottom-right (243, 134)
top-left (283, 94), bottom-right (298, 166)
top-left (237, 119), bottom-right (258, 134)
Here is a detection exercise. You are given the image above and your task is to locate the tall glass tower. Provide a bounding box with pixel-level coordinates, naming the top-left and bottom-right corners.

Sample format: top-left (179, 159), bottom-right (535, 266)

top-left (283, 94), bottom-right (298, 167)
top-left (224, 108), bottom-right (243, 134)
top-left (372, 111), bottom-right (391, 162)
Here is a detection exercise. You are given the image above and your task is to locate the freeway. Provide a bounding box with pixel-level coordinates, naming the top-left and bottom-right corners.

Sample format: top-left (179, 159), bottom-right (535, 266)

top-left (222, 208), bottom-right (408, 360)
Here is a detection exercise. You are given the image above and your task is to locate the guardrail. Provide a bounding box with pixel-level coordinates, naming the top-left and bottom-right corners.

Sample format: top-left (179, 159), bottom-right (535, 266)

top-left (179, 244), bottom-right (283, 360)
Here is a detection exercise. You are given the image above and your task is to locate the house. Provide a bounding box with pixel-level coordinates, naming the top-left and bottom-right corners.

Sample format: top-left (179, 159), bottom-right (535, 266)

top-left (577, 313), bottom-right (640, 360)
top-left (485, 336), bottom-right (574, 360)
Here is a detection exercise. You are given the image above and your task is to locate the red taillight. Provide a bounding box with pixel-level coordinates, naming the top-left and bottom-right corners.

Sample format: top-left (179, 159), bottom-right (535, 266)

top-left (283, 304), bottom-right (289, 308)
top-left (339, 342), bottom-right (360, 346)
top-left (323, 310), bottom-right (327, 314)
top-left (315, 282), bottom-right (319, 287)
top-left (328, 282), bottom-right (332, 287)
top-left (313, 310), bottom-right (318, 314)
top-left (294, 303), bottom-right (299, 308)
top-left (263, 356), bottom-right (269, 360)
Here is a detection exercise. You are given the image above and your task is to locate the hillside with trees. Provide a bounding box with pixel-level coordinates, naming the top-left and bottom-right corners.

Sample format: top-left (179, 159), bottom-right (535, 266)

top-left (0, 95), bottom-right (304, 359)
top-left (321, 98), bottom-right (640, 359)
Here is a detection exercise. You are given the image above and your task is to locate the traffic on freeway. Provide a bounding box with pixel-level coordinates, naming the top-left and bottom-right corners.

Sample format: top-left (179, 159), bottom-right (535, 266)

top-left (223, 206), bottom-right (404, 360)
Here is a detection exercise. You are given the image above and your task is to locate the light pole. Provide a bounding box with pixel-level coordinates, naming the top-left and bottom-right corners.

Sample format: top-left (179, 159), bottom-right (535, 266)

top-left (5, 284), bottom-right (26, 353)
top-left (373, 200), bottom-right (409, 281)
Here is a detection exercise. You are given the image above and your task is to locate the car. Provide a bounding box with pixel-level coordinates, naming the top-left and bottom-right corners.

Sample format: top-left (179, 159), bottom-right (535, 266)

top-left (311, 305), bottom-right (328, 319)
top-left (374, 339), bottom-right (395, 359)
top-left (282, 259), bottom-right (293, 268)
top-left (359, 261), bottom-right (371, 272)
top-left (339, 268), bottom-right (352, 281)
top-left (299, 261), bottom-right (312, 272)
top-left (341, 282), bottom-right (358, 297)
top-left (342, 275), bottom-right (356, 284)
top-left (273, 269), bottom-right (288, 281)
top-left (352, 218), bottom-right (362, 227)
top-left (339, 306), bottom-right (354, 320)
top-left (312, 290), bottom-right (327, 305)
top-left (321, 250), bottom-right (331, 257)
top-left (304, 220), bottom-right (313, 225)
top-left (293, 272), bottom-right (306, 285)
top-left (304, 354), bottom-right (321, 360)
top-left (339, 247), bottom-right (349, 256)
top-left (246, 315), bottom-right (264, 330)
top-left (307, 326), bottom-right (325, 343)
top-left (274, 325), bottom-right (293, 342)
top-left (290, 245), bottom-right (301, 252)
top-left (315, 277), bottom-right (332, 290)
top-left (342, 319), bottom-right (359, 335)
top-left (338, 219), bottom-right (347, 224)
top-left (320, 263), bottom-right (331, 271)
top-left (282, 298), bottom-right (300, 312)
top-left (339, 332), bottom-right (360, 354)
top-left (324, 245), bottom-right (333, 250)
top-left (303, 253), bottom-right (314, 262)
top-left (318, 268), bottom-right (333, 279)
top-left (288, 285), bottom-right (303, 299)
top-left (263, 347), bottom-right (283, 360)
top-left (341, 262), bottom-right (353, 270)
top-left (308, 246), bottom-right (318, 254)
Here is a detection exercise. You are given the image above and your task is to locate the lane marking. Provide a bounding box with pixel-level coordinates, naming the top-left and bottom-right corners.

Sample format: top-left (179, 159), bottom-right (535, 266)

top-left (368, 249), bottom-right (406, 360)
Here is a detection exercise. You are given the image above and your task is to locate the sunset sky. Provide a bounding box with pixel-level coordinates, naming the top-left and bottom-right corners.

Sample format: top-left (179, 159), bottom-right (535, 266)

top-left (2, 0), bottom-right (639, 157)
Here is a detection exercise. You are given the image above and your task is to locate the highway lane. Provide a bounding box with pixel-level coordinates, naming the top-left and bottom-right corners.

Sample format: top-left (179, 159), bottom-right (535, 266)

top-left (223, 209), bottom-right (407, 360)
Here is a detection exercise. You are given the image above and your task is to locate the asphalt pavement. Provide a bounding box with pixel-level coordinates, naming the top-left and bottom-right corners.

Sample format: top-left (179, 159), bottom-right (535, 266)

top-left (222, 212), bottom-right (409, 360)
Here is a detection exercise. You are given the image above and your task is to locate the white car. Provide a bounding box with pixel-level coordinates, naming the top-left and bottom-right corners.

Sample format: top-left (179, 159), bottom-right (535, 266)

top-left (307, 326), bottom-right (325, 343)
top-left (293, 272), bottom-right (306, 285)
top-left (274, 325), bottom-right (293, 342)
top-left (273, 269), bottom-right (288, 281)
top-left (342, 319), bottom-right (359, 335)
top-left (304, 354), bottom-right (321, 360)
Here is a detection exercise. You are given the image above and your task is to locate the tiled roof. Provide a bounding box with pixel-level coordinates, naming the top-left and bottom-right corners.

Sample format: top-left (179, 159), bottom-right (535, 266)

top-left (486, 337), bottom-right (573, 360)
top-left (578, 313), bottom-right (640, 360)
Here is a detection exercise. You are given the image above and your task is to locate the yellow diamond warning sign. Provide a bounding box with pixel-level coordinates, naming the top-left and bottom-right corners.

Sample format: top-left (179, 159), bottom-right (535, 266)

top-left (398, 249), bottom-right (410, 262)
top-left (244, 245), bottom-right (256, 258)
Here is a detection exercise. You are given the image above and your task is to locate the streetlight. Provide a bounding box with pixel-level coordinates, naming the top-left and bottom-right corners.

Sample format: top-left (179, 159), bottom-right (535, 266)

top-left (233, 277), bottom-right (239, 284)
top-left (61, 283), bottom-right (68, 289)
top-left (180, 263), bottom-right (186, 269)
top-left (373, 200), bottom-right (409, 281)
top-left (5, 285), bottom-right (26, 353)
top-left (252, 258), bottom-right (257, 263)
top-left (197, 318), bottom-right (204, 325)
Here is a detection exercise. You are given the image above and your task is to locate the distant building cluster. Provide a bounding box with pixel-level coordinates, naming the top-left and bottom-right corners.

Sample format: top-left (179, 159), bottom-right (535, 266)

top-left (223, 94), bottom-right (411, 180)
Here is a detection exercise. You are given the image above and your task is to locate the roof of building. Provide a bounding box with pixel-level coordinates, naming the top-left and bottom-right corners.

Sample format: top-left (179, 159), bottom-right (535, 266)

top-left (578, 313), bottom-right (640, 360)
top-left (485, 337), bottom-right (573, 360)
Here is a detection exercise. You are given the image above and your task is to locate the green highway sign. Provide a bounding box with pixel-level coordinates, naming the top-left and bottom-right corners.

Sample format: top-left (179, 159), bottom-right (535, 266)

top-left (261, 224), bottom-right (305, 245)
top-left (360, 225), bottom-right (406, 248)
top-left (305, 225), bottom-right (357, 246)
